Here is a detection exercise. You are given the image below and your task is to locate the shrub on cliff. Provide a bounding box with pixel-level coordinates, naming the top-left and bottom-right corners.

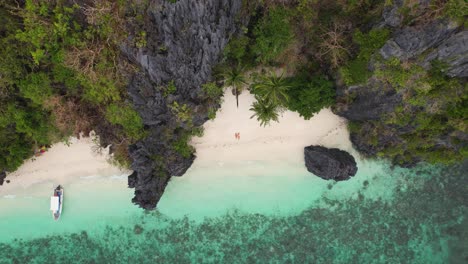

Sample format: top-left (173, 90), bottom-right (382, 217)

top-left (223, 35), bottom-right (250, 65)
top-left (360, 60), bottom-right (467, 165)
top-left (105, 104), bottom-right (145, 141)
top-left (340, 28), bottom-right (390, 85)
top-left (252, 7), bottom-right (293, 64)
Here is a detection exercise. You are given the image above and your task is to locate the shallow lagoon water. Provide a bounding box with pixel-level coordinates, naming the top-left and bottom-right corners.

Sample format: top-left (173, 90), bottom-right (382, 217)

top-left (0, 159), bottom-right (466, 263)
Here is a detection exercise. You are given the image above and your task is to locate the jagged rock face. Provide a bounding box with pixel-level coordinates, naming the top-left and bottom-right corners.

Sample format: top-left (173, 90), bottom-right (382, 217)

top-left (335, 0), bottom-right (467, 166)
top-left (337, 80), bottom-right (402, 121)
top-left (379, 19), bottom-right (467, 78)
top-left (304, 146), bottom-right (358, 181)
top-left (125, 0), bottom-right (242, 209)
top-left (382, 0), bottom-right (404, 27)
top-left (380, 20), bottom-right (459, 61)
top-left (422, 30), bottom-right (468, 77)
top-left (382, 0), bottom-right (432, 28)
top-left (379, 0), bottom-right (467, 78)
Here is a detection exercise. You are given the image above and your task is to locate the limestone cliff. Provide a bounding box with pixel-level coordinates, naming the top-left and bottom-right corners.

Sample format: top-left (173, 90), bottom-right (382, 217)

top-left (335, 1), bottom-right (467, 166)
top-left (124, 0), bottom-right (242, 209)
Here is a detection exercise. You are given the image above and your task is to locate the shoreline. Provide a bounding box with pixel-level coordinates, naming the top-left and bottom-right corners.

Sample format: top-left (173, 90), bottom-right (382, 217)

top-left (0, 90), bottom-right (356, 199)
top-left (0, 134), bottom-right (129, 198)
top-left (191, 90), bottom-right (356, 165)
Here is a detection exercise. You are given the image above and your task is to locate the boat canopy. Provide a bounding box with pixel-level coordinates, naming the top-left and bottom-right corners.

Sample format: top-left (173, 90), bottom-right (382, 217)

top-left (50, 196), bottom-right (59, 211)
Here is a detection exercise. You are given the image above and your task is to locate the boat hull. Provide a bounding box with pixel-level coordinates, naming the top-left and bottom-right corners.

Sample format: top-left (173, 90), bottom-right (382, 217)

top-left (51, 186), bottom-right (64, 221)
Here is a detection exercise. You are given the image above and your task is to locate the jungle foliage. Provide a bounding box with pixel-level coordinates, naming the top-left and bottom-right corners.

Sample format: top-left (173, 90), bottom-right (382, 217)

top-left (221, 0), bottom-right (466, 166)
top-left (0, 0), bottom-right (146, 172)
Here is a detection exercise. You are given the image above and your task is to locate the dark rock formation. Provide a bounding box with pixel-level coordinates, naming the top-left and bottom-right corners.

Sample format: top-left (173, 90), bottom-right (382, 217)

top-left (337, 79), bottom-right (402, 122)
top-left (380, 20), bottom-right (459, 61)
top-left (382, 0), bottom-right (431, 28)
top-left (382, 0), bottom-right (404, 28)
top-left (124, 0), bottom-right (242, 209)
top-left (304, 146), bottom-right (358, 181)
top-left (379, 19), bottom-right (467, 78)
top-left (422, 30), bottom-right (468, 78)
top-left (380, 1), bottom-right (467, 78)
top-left (335, 0), bottom-right (467, 166)
top-left (0, 171), bottom-right (6, 186)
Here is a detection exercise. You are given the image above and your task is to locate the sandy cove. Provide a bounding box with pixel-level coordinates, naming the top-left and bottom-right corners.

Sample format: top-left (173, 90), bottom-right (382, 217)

top-left (191, 90), bottom-right (355, 165)
top-left (0, 135), bottom-right (128, 197)
top-left (0, 90), bottom-right (355, 196)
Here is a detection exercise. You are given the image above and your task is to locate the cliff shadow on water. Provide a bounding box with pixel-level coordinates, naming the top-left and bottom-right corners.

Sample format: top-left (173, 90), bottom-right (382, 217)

top-left (123, 0), bottom-right (243, 209)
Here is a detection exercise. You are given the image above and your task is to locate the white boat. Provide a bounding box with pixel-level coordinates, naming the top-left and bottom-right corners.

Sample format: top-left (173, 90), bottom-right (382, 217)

top-left (50, 185), bottom-right (64, 220)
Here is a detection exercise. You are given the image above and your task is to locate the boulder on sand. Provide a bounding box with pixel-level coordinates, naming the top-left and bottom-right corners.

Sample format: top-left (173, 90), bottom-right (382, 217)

top-left (304, 146), bottom-right (358, 181)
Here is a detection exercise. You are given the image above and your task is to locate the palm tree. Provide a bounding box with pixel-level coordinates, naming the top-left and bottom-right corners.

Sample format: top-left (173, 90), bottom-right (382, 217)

top-left (251, 71), bottom-right (290, 107)
top-left (221, 66), bottom-right (246, 108)
top-left (250, 98), bottom-right (280, 127)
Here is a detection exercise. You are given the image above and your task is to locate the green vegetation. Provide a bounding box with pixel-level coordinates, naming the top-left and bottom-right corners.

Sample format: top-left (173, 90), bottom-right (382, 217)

top-left (365, 60), bottom-right (467, 165)
top-left (221, 66), bottom-right (247, 108)
top-left (397, 0), bottom-right (467, 26)
top-left (207, 107), bottom-right (218, 120)
top-left (201, 81), bottom-right (223, 121)
top-left (221, 0), bottom-right (465, 166)
top-left (202, 82), bottom-right (223, 101)
top-left (1, 0), bottom-right (465, 173)
top-left (247, 71), bottom-right (291, 126)
top-left (248, 70), bottom-right (335, 124)
top-left (218, 1), bottom-right (386, 128)
top-left (340, 28), bottom-right (390, 85)
top-left (18, 73), bottom-right (53, 106)
top-left (285, 75), bottom-right (336, 120)
top-left (250, 98), bottom-right (280, 127)
top-left (172, 132), bottom-right (195, 158)
top-left (105, 104), bottom-right (146, 140)
top-left (251, 7), bottom-right (293, 64)
top-left (251, 71), bottom-right (290, 107)
top-left (223, 36), bottom-right (250, 65)
top-left (164, 80), bottom-right (177, 97)
top-left (135, 31), bottom-right (147, 48)
top-left (444, 0), bottom-right (468, 25)
top-left (0, 0), bottom-right (147, 171)
top-left (170, 102), bottom-right (192, 123)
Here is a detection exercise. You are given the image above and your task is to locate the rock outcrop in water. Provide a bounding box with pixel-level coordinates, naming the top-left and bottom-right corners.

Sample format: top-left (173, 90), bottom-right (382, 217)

top-left (124, 0), bottom-right (242, 209)
top-left (304, 146), bottom-right (358, 181)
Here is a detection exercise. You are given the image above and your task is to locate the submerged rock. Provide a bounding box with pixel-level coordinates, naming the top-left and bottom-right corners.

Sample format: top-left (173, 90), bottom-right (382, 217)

top-left (304, 146), bottom-right (358, 181)
top-left (134, 224), bottom-right (144, 235)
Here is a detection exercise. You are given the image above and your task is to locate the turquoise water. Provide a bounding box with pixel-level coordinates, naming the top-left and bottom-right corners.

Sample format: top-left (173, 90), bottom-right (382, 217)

top-left (0, 159), bottom-right (466, 263)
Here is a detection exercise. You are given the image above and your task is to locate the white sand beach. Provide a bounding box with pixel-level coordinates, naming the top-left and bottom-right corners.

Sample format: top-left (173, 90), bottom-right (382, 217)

top-left (191, 90), bottom-right (355, 165)
top-left (0, 89), bottom-right (355, 201)
top-left (0, 88), bottom-right (365, 224)
top-left (160, 90), bottom-right (362, 218)
top-left (0, 134), bottom-right (128, 197)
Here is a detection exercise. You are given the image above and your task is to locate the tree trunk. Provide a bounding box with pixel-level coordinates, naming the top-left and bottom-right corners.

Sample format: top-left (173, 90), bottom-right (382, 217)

top-left (236, 87), bottom-right (239, 108)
